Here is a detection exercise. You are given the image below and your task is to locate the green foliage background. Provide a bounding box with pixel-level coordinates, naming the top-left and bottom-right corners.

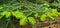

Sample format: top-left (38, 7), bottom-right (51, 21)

top-left (0, 0), bottom-right (60, 28)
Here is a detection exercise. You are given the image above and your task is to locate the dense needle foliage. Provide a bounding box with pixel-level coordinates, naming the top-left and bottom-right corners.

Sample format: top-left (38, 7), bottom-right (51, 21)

top-left (0, 0), bottom-right (60, 28)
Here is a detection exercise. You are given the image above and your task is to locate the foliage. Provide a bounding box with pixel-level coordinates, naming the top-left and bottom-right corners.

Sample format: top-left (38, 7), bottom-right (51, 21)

top-left (51, 0), bottom-right (60, 8)
top-left (0, 0), bottom-right (60, 28)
